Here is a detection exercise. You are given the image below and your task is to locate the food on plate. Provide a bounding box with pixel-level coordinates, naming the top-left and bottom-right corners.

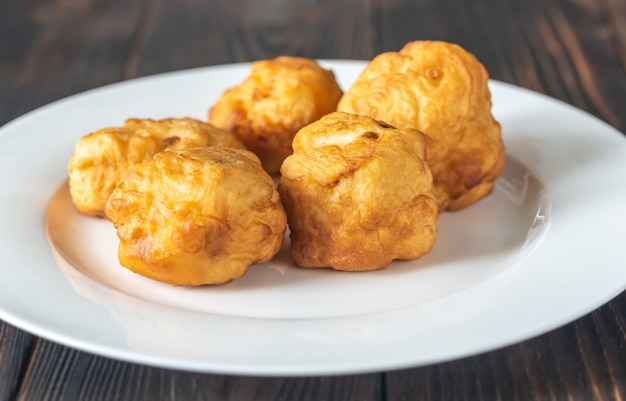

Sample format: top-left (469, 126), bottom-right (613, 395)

top-left (208, 56), bottom-right (343, 174)
top-left (68, 117), bottom-right (245, 217)
top-left (66, 44), bottom-right (504, 284)
top-left (278, 111), bottom-right (438, 271)
top-left (337, 40), bottom-right (505, 211)
top-left (104, 146), bottom-right (287, 286)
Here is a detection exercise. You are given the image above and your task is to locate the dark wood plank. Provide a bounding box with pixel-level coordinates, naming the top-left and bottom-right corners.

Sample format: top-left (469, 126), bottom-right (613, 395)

top-left (2, 0), bottom-right (626, 399)
top-left (0, 0), bottom-right (143, 127)
top-left (386, 297), bottom-right (626, 401)
top-left (603, 0), bottom-right (626, 72)
top-left (0, 0), bottom-right (376, 125)
top-left (379, 0), bottom-right (626, 132)
top-left (525, 0), bottom-right (625, 130)
top-left (14, 338), bottom-right (381, 401)
top-left (127, 0), bottom-right (376, 79)
top-left (0, 322), bottom-right (34, 401)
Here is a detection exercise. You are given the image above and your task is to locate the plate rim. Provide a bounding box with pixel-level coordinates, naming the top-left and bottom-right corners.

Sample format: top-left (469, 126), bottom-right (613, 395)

top-left (1, 60), bottom-right (626, 376)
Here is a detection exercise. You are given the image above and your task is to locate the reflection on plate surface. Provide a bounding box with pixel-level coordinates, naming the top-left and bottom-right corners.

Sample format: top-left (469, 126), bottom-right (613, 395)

top-left (1, 61), bottom-right (626, 375)
top-left (46, 156), bottom-right (549, 320)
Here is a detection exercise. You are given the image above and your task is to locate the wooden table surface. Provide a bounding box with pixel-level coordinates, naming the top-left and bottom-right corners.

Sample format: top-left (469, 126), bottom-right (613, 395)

top-left (1, 0), bottom-right (626, 400)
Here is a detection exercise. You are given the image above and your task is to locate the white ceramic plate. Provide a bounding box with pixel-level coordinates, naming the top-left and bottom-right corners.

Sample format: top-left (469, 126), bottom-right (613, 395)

top-left (1, 61), bottom-right (626, 376)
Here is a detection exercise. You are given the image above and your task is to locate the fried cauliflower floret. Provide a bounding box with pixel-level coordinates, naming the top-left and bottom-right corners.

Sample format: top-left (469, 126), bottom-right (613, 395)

top-left (337, 40), bottom-right (505, 211)
top-left (104, 147), bottom-right (287, 286)
top-left (68, 117), bottom-right (245, 217)
top-left (208, 56), bottom-right (344, 174)
top-left (278, 112), bottom-right (438, 271)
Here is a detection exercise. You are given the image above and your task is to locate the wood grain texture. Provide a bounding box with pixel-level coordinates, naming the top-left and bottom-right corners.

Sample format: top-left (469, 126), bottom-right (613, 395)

top-left (602, 0), bottom-right (626, 71)
top-left (0, 0), bottom-right (143, 126)
top-left (0, 323), bottom-right (34, 401)
top-left (13, 339), bottom-right (381, 401)
top-left (378, 0), bottom-right (626, 131)
top-left (127, 0), bottom-right (376, 78)
top-left (1, 0), bottom-right (626, 400)
top-left (385, 300), bottom-right (626, 401)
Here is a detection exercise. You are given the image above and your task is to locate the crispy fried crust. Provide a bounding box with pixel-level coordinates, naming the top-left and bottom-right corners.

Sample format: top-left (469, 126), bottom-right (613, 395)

top-left (278, 112), bottom-right (438, 271)
top-left (68, 117), bottom-right (245, 217)
top-left (208, 56), bottom-right (343, 174)
top-left (104, 147), bottom-right (287, 286)
top-left (337, 40), bottom-right (505, 211)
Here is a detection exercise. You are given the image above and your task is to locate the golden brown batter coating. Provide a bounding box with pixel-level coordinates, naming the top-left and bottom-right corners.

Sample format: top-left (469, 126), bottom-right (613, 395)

top-left (68, 117), bottom-right (245, 217)
top-left (337, 40), bottom-right (505, 211)
top-left (208, 56), bottom-right (343, 174)
top-left (104, 147), bottom-right (287, 286)
top-left (278, 112), bottom-right (438, 271)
